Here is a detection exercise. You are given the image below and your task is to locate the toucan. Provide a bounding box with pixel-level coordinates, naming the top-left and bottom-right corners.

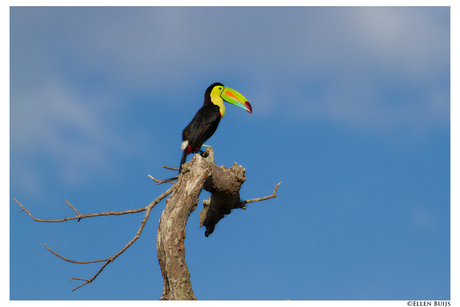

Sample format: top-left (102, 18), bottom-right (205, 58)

top-left (179, 82), bottom-right (252, 173)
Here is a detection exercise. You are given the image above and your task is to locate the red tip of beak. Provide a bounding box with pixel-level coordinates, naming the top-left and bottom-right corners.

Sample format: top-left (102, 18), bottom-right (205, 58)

top-left (245, 101), bottom-right (252, 114)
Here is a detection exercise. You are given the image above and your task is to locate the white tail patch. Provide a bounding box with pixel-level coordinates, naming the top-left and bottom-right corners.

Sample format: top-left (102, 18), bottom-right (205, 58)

top-left (181, 140), bottom-right (188, 150)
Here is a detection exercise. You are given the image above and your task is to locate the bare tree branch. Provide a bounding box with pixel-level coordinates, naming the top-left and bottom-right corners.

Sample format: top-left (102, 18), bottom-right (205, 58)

top-left (70, 261), bottom-right (112, 291)
top-left (148, 174), bottom-right (177, 185)
top-left (14, 198), bottom-right (148, 223)
top-left (148, 165), bottom-right (181, 185)
top-left (240, 181), bottom-right (282, 209)
top-left (45, 244), bottom-right (109, 264)
top-left (15, 183), bottom-right (177, 291)
top-left (162, 165), bottom-right (179, 171)
top-left (65, 200), bottom-right (81, 215)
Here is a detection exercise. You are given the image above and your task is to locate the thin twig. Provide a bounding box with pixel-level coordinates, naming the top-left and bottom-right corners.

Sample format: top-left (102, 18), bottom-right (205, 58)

top-left (240, 182), bottom-right (282, 208)
top-left (70, 260), bottom-right (111, 291)
top-left (146, 164), bottom-right (180, 185)
top-left (65, 200), bottom-right (81, 215)
top-left (148, 174), bottom-right (177, 185)
top-left (45, 244), bottom-right (109, 264)
top-left (162, 165), bottom-right (179, 171)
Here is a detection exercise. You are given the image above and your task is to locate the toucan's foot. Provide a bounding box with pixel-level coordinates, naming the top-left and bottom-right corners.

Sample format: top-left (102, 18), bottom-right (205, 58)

top-left (199, 144), bottom-right (213, 154)
top-left (199, 144), bottom-right (212, 157)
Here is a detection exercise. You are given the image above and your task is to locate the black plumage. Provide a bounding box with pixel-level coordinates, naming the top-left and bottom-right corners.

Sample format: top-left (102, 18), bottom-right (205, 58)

top-left (179, 83), bottom-right (223, 173)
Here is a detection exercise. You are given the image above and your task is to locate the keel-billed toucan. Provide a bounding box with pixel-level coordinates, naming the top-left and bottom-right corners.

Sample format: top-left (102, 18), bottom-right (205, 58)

top-left (179, 82), bottom-right (252, 173)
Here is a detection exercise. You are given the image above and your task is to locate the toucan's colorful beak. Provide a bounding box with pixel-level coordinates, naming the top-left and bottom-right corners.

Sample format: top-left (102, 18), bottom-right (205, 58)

top-left (221, 87), bottom-right (252, 114)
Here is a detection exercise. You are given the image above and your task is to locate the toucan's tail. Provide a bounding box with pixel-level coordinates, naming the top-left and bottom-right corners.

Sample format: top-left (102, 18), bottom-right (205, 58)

top-left (179, 148), bottom-right (188, 174)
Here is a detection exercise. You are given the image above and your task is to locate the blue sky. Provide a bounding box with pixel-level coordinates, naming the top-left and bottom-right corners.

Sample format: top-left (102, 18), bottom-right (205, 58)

top-left (9, 6), bottom-right (450, 300)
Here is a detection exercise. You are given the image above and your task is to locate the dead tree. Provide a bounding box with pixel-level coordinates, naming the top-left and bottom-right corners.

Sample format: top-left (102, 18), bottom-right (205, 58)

top-left (15, 147), bottom-right (280, 300)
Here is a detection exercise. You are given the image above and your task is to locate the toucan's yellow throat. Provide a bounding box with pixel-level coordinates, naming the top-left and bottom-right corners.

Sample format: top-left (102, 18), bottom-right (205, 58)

top-left (210, 85), bottom-right (226, 117)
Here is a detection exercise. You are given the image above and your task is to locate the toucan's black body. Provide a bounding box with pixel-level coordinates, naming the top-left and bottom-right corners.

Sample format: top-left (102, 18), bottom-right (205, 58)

top-left (180, 104), bottom-right (221, 167)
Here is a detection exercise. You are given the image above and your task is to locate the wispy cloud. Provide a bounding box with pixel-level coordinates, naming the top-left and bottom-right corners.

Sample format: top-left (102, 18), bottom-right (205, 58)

top-left (10, 76), bottom-right (135, 191)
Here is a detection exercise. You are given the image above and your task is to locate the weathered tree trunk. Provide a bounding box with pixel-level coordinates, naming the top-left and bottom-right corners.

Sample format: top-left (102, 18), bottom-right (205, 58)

top-left (156, 152), bottom-right (213, 300)
top-left (156, 148), bottom-right (276, 300)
